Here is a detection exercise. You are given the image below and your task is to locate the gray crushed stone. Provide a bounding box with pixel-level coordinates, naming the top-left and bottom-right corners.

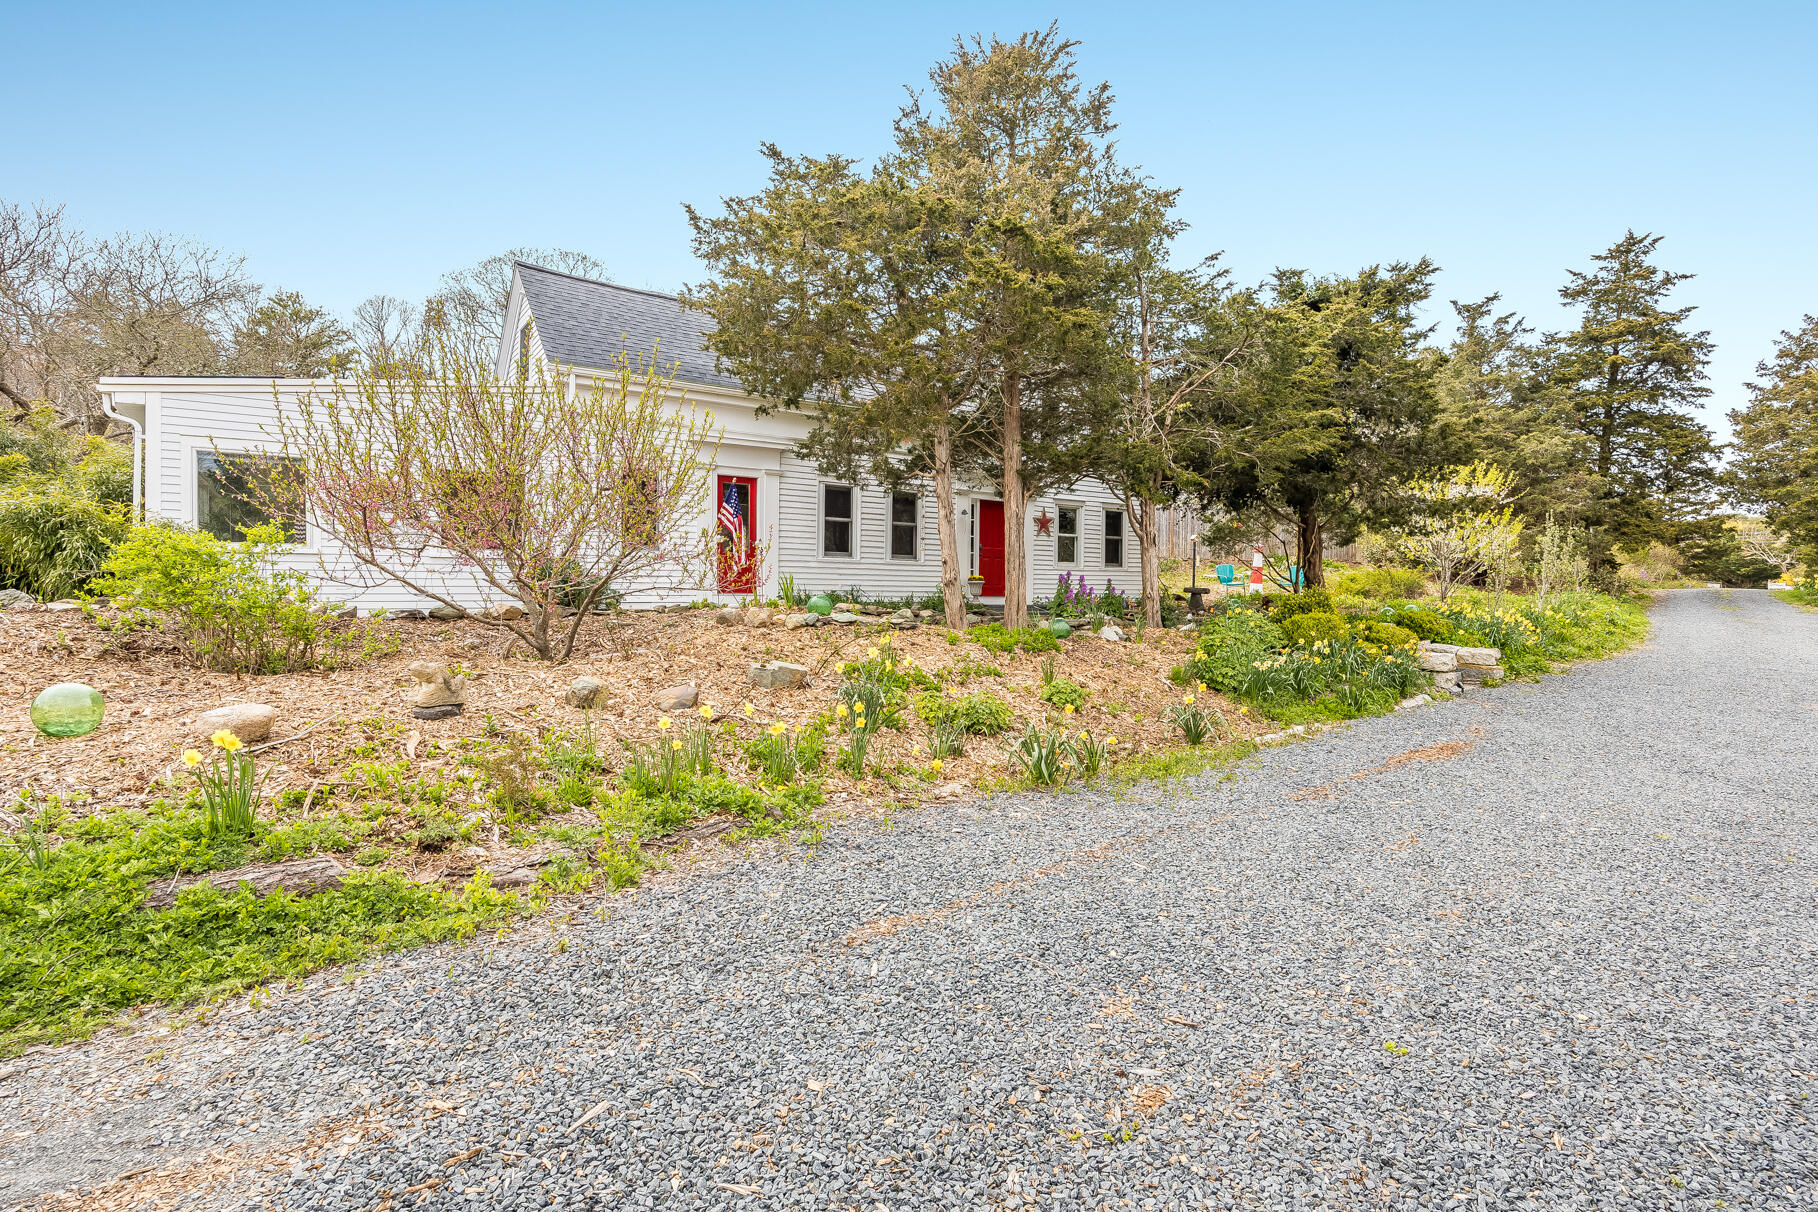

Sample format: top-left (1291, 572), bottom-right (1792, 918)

top-left (4, 588), bottom-right (1814, 1210)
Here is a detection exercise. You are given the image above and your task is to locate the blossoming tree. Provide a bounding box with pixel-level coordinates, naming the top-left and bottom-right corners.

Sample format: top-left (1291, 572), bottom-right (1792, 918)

top-left (1391, 461), bottom-right (1525, 602)
top-left (260, 322), bottom-right (722, 661)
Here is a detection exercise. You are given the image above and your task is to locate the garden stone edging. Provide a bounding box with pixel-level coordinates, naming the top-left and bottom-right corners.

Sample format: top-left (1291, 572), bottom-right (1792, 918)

top-left (1418, 640), bottom-right (1503, 691)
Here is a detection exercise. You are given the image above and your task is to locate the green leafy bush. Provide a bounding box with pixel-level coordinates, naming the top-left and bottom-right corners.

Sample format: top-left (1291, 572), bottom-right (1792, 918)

top-left (87, 522), bottom-right (339, 673)
top-left (967, 622), bottom-right (1060, 654)
top-left (1330, 567), bottom-right (1425, 600)
top-left (1179, 610), bottom-right (1287, 691)
top-left (0, 486), bottom-right (131, 600)
top-left (1350, 619), bottom-right (1419, 649)
top-left (1263, 587), bottom-right (1333, 621)
top-left (1380, 606), bottom-right (1456, 642)
top-left (913, 689), bottom-right (1013, 735)
top-left (1038, 678), bottom-right (1088, 712)
top-left (1280, 612), bottom-right (1349, 646)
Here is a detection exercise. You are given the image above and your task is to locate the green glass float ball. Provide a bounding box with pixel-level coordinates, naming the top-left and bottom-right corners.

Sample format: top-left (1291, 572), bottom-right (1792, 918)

top-left (30, 682), bottom-right (105, 738)
top-left (806, 594), bottom-right (835, 616)
top-left (1047, 618), bottom-right (1072, 639)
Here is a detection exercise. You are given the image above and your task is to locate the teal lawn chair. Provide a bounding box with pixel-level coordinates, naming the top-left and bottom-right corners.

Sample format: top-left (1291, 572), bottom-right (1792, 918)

top-left (1216, 564), bottom-right (1238, 593)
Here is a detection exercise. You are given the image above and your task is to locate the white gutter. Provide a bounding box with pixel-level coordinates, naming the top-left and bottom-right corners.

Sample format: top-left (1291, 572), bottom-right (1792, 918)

top-left (97, 389), bottom-right (144, 520)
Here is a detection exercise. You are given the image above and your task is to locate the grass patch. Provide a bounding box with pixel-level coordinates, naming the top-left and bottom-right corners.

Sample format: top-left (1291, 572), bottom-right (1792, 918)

top-left (1108, 739), bottom-right (1258, 785)
top-left (0, 797), bottom-right (526, 1055)
top-left (1774, 584), bottom-right (1818, 611)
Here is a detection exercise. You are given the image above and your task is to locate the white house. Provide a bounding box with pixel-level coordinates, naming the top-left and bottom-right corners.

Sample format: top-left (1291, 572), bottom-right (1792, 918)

top-left (97, 261), bottom-right (1150, 613)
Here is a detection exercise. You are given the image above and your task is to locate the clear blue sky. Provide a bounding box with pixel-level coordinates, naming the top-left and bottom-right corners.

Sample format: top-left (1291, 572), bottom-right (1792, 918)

top-left (8, 2), bottom-right (1814, 436)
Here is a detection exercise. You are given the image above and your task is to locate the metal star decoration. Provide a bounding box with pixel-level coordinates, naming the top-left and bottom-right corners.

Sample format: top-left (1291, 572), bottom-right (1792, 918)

top-left (1034, 510), bottom-right (1053, 536)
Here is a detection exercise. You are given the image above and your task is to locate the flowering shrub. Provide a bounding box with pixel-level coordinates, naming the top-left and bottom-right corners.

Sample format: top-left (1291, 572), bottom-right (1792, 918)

top-left (1179, 610), bottom-right (1287, 691)
top-left (1280, 612), bottom-right (1349, 646)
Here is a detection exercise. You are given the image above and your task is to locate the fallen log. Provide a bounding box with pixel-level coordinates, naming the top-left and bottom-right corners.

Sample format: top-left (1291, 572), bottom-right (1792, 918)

top-left (144, 855), bottom-right (348, 910)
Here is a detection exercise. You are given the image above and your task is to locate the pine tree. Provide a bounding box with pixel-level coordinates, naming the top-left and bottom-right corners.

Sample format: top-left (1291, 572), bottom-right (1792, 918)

top-left (1546, 231), bottom-right (1717, 561)
top-left (1729, 315), bottom-right (1818, 564)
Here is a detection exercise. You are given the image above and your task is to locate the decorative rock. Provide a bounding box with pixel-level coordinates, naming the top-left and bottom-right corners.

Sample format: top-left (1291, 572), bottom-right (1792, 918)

top-left (1416, 650), bottom-right (1458, 673)
top-left (1458, 664), bottom-right (1504, 684)
top-left (1096, 624), bottom-right (1124, 642)
top-left (30, 682), bottom-right (104, 738)
top-left (564, 677), bottom-right (605, 709)
top-left (744, 607), bottom-right (776, 628)
top-left (488, 866), bottom-right (540, 889)
top-left (413, 704), bottom-right (463, 721)
top-left (428, 604), bottom-right (465, 621)
top-left (145, 855), bottom-right (347, 910)
top-left (1432, 671), bottom-right (1462, 694)
top-left (889, 617), bottom-right (919, 630)
top-left (196, 703), bottom-right (277, 744)
top-left (748, 661), bottom-right (810, 690)
top-left (806, 595), bottom-right (835, 616)
top-left (0, 588), bottom-right (34, 608)
top-left (483, 602), bottom-right (526, 621)
top-left (829, 611), bottom-right (860, 624)
top-left (389, 608), bottom-right (428, 620)
top-left (1395, 694), bottom-right (1434, 711)
top-left (915, 609), bottom-right (935, 619)
top-left (44, 599), bottom-right (82, 612)
top-left (1453, 645), bottom-right (1501, 667)
top-left (654, 684), bottom-right (699, 711)
top-left (714, 607), bottom-right (744, 626)
top-left (834, 601), bottom-right (861, 613)
top-left (408, 661), bottom-right (468, 709)
top-left (783, 613), bottom-right (818, 631)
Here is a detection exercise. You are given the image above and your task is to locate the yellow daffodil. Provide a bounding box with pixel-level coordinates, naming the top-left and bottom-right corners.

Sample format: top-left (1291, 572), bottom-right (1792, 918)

top-left (657, 717), bottom-right (673, 730)
top-left (671, 738), bottom-right (683, 750)
top-left (742, 702), bottom-right (755, 716)
top-left (767, 722), bottom-right (786, 736)
top-left (211, 730), bottom-right (243, 752)
top-left (836, 702), bottom-right (850, 717)
top-left (867, 646), bottom-right (879, 659)
top-left (1107, 736), bottom-right (1118, 746)
top-left (1196, 681), bottom-right (1207, 693)
top-left (181, 749), bottom-right (203, 768)
top-left (930, 759), bottom-right (944, 772)
top-left (1063, 704), bottom-right (1075, 715)
top-left (1183, 694), bottom-right (1195, 705)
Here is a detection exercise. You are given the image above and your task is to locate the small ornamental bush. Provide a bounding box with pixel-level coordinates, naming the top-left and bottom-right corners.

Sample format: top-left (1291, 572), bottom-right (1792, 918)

top-left (1263, 587), bottom-right (1333, 621)
top-left (1179, 610), bottom-right (1287, 692)
top-left (1280, 612), bottom-right (1349, 646)
top-left (1380, 605), bottom-right (1456, 643)
top-left (1330, 567), bottom-right (1426, 601)
top-left (913, 689), bottom-right (1013, 736)
top-left (88, 522), bottom-right (339, 674)
top-left (1038, 678), bottom-right (1088, 712)
top-left (967, 622), bottom-right (1061, 654)
top-left (0, 486), bottom-right (130, 601)
top-left (1350, 619), bottom-right (1420, 649)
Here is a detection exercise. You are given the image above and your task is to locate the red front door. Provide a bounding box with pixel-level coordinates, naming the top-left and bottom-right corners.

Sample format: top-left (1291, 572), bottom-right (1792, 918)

top-left (716, 475), bottom-right (757, 594)
top-left (977, 499), bottom-right (1005, 597)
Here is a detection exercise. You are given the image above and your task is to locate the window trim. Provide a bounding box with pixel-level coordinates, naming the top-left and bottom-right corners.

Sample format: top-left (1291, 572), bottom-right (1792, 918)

top-left (1102, 506), bottom-right (1125, 568)
top-left (1055, 503), bottom-right (1081, 567)
top-left (888, 490), bottom-right (920, 561)
top-left (186, 440), bottom-right (314, 551)
top-left (819, 481), bottom-right (857, 559)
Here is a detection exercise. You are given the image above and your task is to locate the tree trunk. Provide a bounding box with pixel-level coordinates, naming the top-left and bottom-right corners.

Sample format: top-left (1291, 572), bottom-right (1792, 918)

top-left (1135, 495), bottom-right (1163, 629)
top-left (1001, 372), bottom-right (1027, 628)
top-left (1295, 499), bottom-right (1324, 590)
top-left (932, 418), bottom-right (967, 629)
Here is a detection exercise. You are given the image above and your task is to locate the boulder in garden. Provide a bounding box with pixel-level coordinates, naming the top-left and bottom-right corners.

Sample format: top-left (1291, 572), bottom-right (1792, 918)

top-left (1416, 650), bottom-right (1458, 673)
top-left (748, 661), bottom-right (809, 690)
top-left (654, 684), bottom-right (699, 711)
top-left (196, 703), bottom-right (277, 744)
top-left (565, 677), bottom-right (605, 709)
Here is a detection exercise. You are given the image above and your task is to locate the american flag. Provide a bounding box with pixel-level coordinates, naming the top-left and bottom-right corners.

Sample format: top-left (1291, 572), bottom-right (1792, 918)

top-left (718, 484), bottom-right (746, 548)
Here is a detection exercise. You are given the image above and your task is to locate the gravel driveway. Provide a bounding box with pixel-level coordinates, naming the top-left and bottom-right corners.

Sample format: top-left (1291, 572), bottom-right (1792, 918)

top-left (6, 589), bottom-right (1815, 1211)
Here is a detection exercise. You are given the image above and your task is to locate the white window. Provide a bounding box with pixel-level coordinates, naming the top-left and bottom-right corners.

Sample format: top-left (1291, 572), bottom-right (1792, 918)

top-left (889, 492), bottom-right (918, 560)
top-left (1056, 505), bottom-right (1079, 565)
top-left (197, 451), bottom-right (305, 543)
top-left (1103, 507), bottom-right (1125, 568)
top-left (821, 483), bottom-right (854, 557)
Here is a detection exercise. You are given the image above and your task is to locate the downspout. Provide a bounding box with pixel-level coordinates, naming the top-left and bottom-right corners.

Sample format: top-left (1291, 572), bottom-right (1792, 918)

top-left (98, 389), bottom-right (145, 521)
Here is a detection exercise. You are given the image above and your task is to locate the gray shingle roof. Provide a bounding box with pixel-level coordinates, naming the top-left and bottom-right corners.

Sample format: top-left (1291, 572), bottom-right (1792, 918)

top-left (514, 261), bottom-right (741, 391)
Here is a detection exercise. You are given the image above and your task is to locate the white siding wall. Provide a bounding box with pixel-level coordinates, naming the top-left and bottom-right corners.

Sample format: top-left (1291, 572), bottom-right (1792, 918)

top-left (115, 378), bottom-right (1149, 613)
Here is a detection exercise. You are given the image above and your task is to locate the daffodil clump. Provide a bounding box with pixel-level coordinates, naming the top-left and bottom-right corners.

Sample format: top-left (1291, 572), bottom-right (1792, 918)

top-left (1168, 686), bottom-right (1223, 746)
top-left (182, 729), bottom-right (261, 839)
